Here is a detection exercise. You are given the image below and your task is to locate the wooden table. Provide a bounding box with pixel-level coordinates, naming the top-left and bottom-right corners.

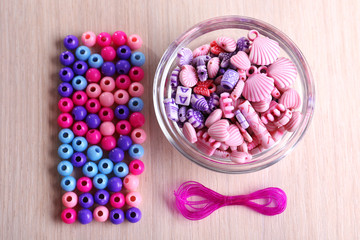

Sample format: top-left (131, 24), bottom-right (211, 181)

top-left (1, 0), bottom-right (359, 239)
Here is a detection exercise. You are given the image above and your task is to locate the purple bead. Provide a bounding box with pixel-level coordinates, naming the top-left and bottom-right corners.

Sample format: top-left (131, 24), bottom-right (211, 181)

top-left (72, 106), bottom-right (87, 121)
top-left (235, 110), bottom-right (249, 129)
top-left (221, 69), bottom-right (239, 90)
top-left (219, 52), bottom-right (234, 68)
top-left (107, 177), bottom-right (122, 192)
top-left (126, 207), bottom-right (142, 223)
top-left (58, 82), bottom-right (73, 97)
top-left (109, 147), bottom-right (124, 163)
top-left (218, 68), bottom-right (226, 75)
top-left (178, 106), bottom-right (187, 123)
top-left (163, 98), bottom-right (179, 122)
top-left (170, 66), bottom-right (180, 88)
top-left (207, 93), bottom-right (220, 113)
top-left (177, 48), bottom-right (193, 67)
top-left (79, 193), bottom-right (94, 208)
top-left (236, 37), bottom-right (250, 52)
top-left (86, 114), bottom-right (101, 129)
top-left (114, 105), bottom-right (129, 120)
top-left (186, 108), bottom-right (204, 129)
top-left (192, 55), bottom-right (211, 67)
top-left (59, 51), bottom-right (75, 66)
top-left (101, 61), bottom-right (116, 76)
top-left (190, 94), bottom-right (209, 112)
top-left (117, 135), bottom-right (132, 151)
top-left (94, 189), bottom-right (110, 205)
top-left (73, 61), bottom-right (88, 75)
top-left (71, 152), bottom-right (86, 167)
top-left (59, 67), bottom-right (74, 82)
top-left (63, 35), bottom-right (79, 50)
top-left (116, 45), bottom-right (131, 60)
top-left (116, 60), bottom-right (131, 75)
top-left (196, 65), bottom-right (208, 82)
top-left (110, 209), bottom-right (125, 224)
top-left (78, 208), bottom-right (92, 224)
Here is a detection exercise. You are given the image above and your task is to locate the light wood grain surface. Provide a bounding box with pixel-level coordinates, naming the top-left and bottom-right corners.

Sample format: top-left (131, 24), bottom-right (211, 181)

top-left (1, 0), bottom-right (359, 239)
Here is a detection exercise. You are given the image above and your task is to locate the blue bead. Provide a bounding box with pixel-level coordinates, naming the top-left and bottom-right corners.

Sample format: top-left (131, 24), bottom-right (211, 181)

top-left (78, 208), bottom-right (93, 224)
top-left (64, 35), bottom-right (79, 50)
top-left (85, 114), bottom-right (101, 129)
top-left (129, 144), bottom-right (144, 159)
top-left (71, 152), bottom-right (87, 167)
top-left (87, 145), bottom-right (103, 161)
top-left (58, 129), bottom-right (74, 144)
top-left (58, 82), bottom-right (73, 97)
top-left (109, 147), bottom-right (124, 163)
top-left (117, 135), bottom-right (132, 151)
top-left (82, 162), bottom-right (98, 178)
top-left (88, 54), bottom-right (104, 68)
top-left (115, 60), bottom-right (131, 75)
top-left (73, 60), bottom-right (88, 75)
top-left (114, 105), bottom-right (129, 120)
top-left (72, 75), bottom-right (87, 91)
top-left (94, 190), bottom-right (110, 205)
top-left (110, 209), bottom-right (125, 224)
top-left (98, 159), bottom-right (114, 175)
top-left (75, 46), bottom-right (91, 61)
top-left (58, 143), bottom-right (74, 159)
top-left (128, 97), bottom-right (144, 112)
top-left (59, 51), bottom-right (75, 66)
top-left (116, 45), bottom-right (131, 60)
top-left (72, 136), bottom-right (88, 152)
top-left (72, 106), bottom-right (87, 121)
top-left (79, 193), bottom-right (94, 208)
top-left (57, 160), bottom-right (73, 176)
top-left (93, 174), bottom-right (108, 190)
top-left (130, 51), bottom-right (146, 67)
top-left (113, 162), bottom-right (129, 178)
top-left (59, 67), bottom-right (74, 82)
top-left (61, 176), bottom-right (76, 191)
top-left (101, 61), bottom-right (116, 76)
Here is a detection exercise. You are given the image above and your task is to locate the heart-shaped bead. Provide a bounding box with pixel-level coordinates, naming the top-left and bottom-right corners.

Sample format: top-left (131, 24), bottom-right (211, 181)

top-left (225, 124), bottom-right (244, 147)
top-left (208, 119), bottom-right (230, 142)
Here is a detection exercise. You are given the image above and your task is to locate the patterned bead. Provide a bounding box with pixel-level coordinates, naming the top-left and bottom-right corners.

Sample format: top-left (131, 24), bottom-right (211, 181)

top-left (175, 86), bottom-right (192, 106)
top-left (82, 162), bottom-right (98, 178)
top-left (75, 46), bottom-right (91, 61)
top-left (58, 82), bottom-right (73, 97)
top-left (96, 32), bottom-right (112, 47)
top-left (77, 177), bottom-right (93, 192)
top-left (112, 31), bottom-right (127, 46)
top-left (192, 55), bottom-right (211, 67)
top-left (98, 158), bottom-right (114, 175)
top-left (164, 98), bottom-right (179, 121)
top-left (81, 31), bottom-right (96, 47)
top-left (113, 162), bottom-right (129, 178)
top-left (126, 207), bottom-right (142, 223)
top-left (61, 176), bottom-right (76, 191)
top-left (94, 189), bottom-right (110, 205)
top-left (59, 67), bottom-right (74, 82)
top-left (127, 34), bottom-right (143, 50)
top-left (59, 51), bottom-right (75, 66)
top-left (72, 136), bottom-right (88, 152)
top-left (71, 152), bottom-right (87, 168)
top-left (58, 143), bottom-right (74, 159)
top-left (78, 209), bottom-right (93, 225)
top-left (129, 159), bottom-right (145, 175)
top-left (177, 48), bottom-right (193, 67)
top-left (126, 191), bottom-right (142, 207)
top-left (57, 160), bottom-right (73, 176)
top-left (236, 37), bottom-right (250, 52)
top-left (186, 108), bottom-right (205, 129)
top-left (88, 54), bottom-right (104, 68)
top-left (216, 36), bottom-right (236, 52)
top-left (61, 208), bottom-right (77, 224)
top-left (219, 92), bottom-right (235, 118)
top-left (110, 192), bottom-right (125, 208)
top-left (221, 69), bottom-right (239, 90)
top-left (235, 110), bottom-right (249, 129)
top-left (128, 82), bottom-right (144, 97)
top-left (93, 173), bottom-right (108, 190)
top-left (194, 80), bottom-right (216, 97)
top-left (93, 206), bottom-right (109, 222)
top-left (130, 128), bottom-right (147, 144)
top-left (110, 209), bottom-right (125, 225)
top-left (191, 94), bottom-right (209, 112)
top-left (101, 46), bottom-right (116, 61)
top-left (196, 64), bottom-right (208, 82)
top-left (170, 66), bottom-right (180, 88)
top-left (178, 106), bottom-right (187, 123)
top-left (107, 177), bottom-right (123, 192)
top-left (207, 93), bottom-right (220, 113)
top-left (129, 144), bottom-right (144, 159)
top-left (62, 192), bottom-right (78, 208)
top-left (72, 76), bottom-right (87, 91)
top-left (58, 128), bottom-right (74, 144)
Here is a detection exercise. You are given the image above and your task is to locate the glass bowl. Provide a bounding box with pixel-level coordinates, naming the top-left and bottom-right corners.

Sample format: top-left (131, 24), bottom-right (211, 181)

top-left (153, 15), bottom-right (315, 174)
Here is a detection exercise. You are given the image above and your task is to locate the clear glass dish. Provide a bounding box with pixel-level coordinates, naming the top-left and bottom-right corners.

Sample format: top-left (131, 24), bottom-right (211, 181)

top-left (153, 16), bottom-right (315, 174)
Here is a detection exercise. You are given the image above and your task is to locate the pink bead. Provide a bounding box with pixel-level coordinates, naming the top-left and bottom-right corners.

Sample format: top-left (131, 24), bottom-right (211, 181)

top-left (85, 99), bottom-right (101, 114)
top-left (72, 91), bottom-right (88, 106)
top-left (100, 77), bottom-right (115, 92)
top-left (101, 136), bottom-right (117, 151)
top-left (61, 208), bottom-right (77, 224)
top-left (129, 67), bottom-right (144, 82)
top-left (114, 89), bottom-right (130, 105)
top-left (130, 128), bottom-right (147, 144)
top-left (125, 191), bottom-right (142, 207)
top-left (112, 31), bottom-right (127, 46)
top-left (127, 34), bottom-right (143, 50)
top-left (86, 129), bottom-right (102, 145)
top-left (110, 192), bottom-right (125, 208)
top-left (86, 83), bottom-right (102, 98)
top-left (98, 107), bottom-right (114, 121)
top-left (116, 120), bottom-right (132, 135)
top-left (99, 121), bottom-right (115, 136)
top-left (58, 98), bottom-right (74, 112)
top-left (85, 68), bottom-right (101, 83)
top-left (76, 176), bottom-right (93, 192)
top-left (62, 192), bottom-right (78, 208)
top-left (123, 174), bottom-right (139, 191)
top-left (128, 82), bottom-right (144, 97)
top-left (96, 32), bottom-right (112, 47)
top-left (115, 75), bottom-right (131, 90)
top-left (129, 112), bottom-right (145, 128)
top-left (81, 31), bottom-right (96, 47)
top-left (58, 113), bottom-right (73, 128)
top-left (101, 46), bottom-right (116, 61)
top-left (93, 206), bottom-right (109, 222)
top-left (99, 92), bottom-right (114, 107)
top-left (129, 159), bottom-right (145, 175)
top-left (72, 121), bottom-right (88, 136)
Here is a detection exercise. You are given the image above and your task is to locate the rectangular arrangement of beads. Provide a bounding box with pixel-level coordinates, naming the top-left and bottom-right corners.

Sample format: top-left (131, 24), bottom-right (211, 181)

top-left (57, 31), bottom-right (145, 224)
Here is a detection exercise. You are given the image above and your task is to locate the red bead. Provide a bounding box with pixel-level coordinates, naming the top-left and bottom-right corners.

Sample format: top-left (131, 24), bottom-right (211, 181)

top-left (98, 107), bottom-right (114, 121)
top-left (116, 120), bottom-right (132, 135)
top-left (58, 113), bottom-right (73, 128)
top-left (61, 208), bottom-right (77, 224)
top-left (58, 98), bottom-right (74, 112)
top-left (85, 99), bottom-right (101, 114)
top-left (85, 68), bottom-right (101, 83)
top-left (96, 32), bottom-right (112, 47)
top-left (101, 46), bottom-right (116, 61)
top-left (129, 67), bottom-right (144, 82)
top-left (72, 91), bottom-right (88, 106)
top-left (112, 31), bottom-right (127, 46)
top-left (86, 129), bottom-right (102, 145)
top-left (101, 136), bottom-right (117, 151)
top-left (129, 159), bottom-right (145, 175)
top-left (115, 75), bottom-right (131, 90)
top-left (129, 112), bottom-right (145, 128)
top-left (72, 121), bottom-right (88, 136)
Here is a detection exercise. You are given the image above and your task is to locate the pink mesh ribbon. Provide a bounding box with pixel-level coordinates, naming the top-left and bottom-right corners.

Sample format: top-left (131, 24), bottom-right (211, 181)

top-left (174, 181), bottom-right (287, 220)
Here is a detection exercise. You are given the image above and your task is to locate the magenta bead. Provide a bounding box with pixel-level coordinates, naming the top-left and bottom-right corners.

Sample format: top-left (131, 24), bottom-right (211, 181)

top-left (101, 136), bottom-right (117, 151)
top-left (100, 121), bottom-right (115, 136)
top-left (123, 174), bottom-right (139, 191)
top-left (85, 99), bottom-right (101, 114)
top-left (115, 75), bottom-right (131, 90)
top-left (86, 83), bottom-right (102, 98)
top-left (112, 31), bottom-right (127, 46)
top-left (77, 177), bottom-right (93, 192)
top-left (72, 91), bottom-right (88, 106)
top-left (99, 92), bottom-right (114, 107)
top-left (58, 113), bottom-right (73, 128)
top-left (86, 68), bottom-right (101, 83)
top-left (125, 191), bottom-right (142, 207)
top-left (129, 159), bottom-right (145, 175)
top-left (81, 31), bottom-right (96, 47)
top-left (86, 129), bottom-right (102, 145)
top-left (129, 112), bottom-right (145, 128)
top-left (130, 128), bottom-right (146, 144)
top-left (101, 46), bottom-right (116, 61)
top-left (110, 192), bottom-right (125, 208)
top-left (128, 82), bottom-right (144, 97)
top-left (72, 121), bottom-right (88, 136)
top-left (93, 206), bottom-right (109, 222)
top-left (98, 107), bottom-right (114, 121)
top-left (114, 89), bottom-right (130, 105)
top-left (96, 32), bottom-right (112, 47)
top-left (127, 34), bottom-right (143, 50)
top-left (100, 77), bottom-right (115, 92)
top-left (58, 98), bottom-right (74, 112)
top-left (116, 120), bottom-right (132, 135)
top-left (61, 208), bottom-right (77, 224)
top-left (62, 192), bottom-right (78, 208)
top-left (129, 67), bottom-right (144, 82)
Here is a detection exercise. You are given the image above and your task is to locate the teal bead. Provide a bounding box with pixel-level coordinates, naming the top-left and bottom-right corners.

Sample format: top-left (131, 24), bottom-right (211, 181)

top-left (130, 51), bottom-right (145, 67)
top-left (88, 54), bottom-right (103, 68)
top-left (82, 162), bottom-right (98, 178)
top-left (72, 136), bottom-right (88, 152)
top-left (58, 129), bottom-right (74, 144)
top-left (58, 143), bottom-right (74, 159)
top-left (75, 46), bottom-right (91, 61)
top-left (113, 162), bottom-right (129, 178)
top-left (93, 174), bottom-right (108, 190)
top-left (98, 159), bottom-right (114, 175)
top-left (61, 176), bottom-right (76, 191)
top-left (129, 144), bottom-right (144, 159)
top-left (57, 160), bottom-right (73, 176)
top-left (72, 76), bottom-right (87, 91)
top-left (128, 97), bottom-right (144, 112)
top-left (87, 145), bottom-right (103, 161)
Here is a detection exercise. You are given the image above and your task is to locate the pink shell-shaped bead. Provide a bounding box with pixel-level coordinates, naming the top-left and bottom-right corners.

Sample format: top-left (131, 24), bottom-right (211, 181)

top-left (230, 51), bottom-right (251, 71)
top-left (205, 109), bottom-right (222, 128)
top-left (179, 65), bottom-right (198, 88)
top-left (267, 57), bottom-right (297, 91)
top-left (279, 88), bottom-right (301, 110)
top-left (284, 111), bottom-right (302, 132)
top-left (251, 95), bottom-right (271, 113)
top-left (230, 151), bottom-right (252, 163)
top-left (208, 119), bottom-right (230, 142)
top-left (183, 122), bottom-right (197, 143)
top-left (242, 73), bottom-right (274, 102)
top-left (216, 36), bottom-right (236, 52)
top-left (193, 44), bottom-right (210, 58)
top-left (224, 124), bottom-right (244, 147)
top-left (207, 57), bottom-right (220, 79)
top-left (248, 31), bottom-right (280, 65)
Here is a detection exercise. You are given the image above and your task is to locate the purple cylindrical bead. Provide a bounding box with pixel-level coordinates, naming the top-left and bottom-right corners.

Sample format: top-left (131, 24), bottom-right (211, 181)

top-left (163, 98), bottom-right (179, 122)
top-left (221, 69), bottom-right (239, 90)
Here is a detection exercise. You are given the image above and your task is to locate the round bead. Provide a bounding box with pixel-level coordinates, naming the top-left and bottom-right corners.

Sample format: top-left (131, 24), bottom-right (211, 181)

top-left (99, 121), bottom-right (115, 136)
top-left (125, 207), bottom-right (142, 223)
top-left (116, 120), bottom-right (132, 135)
top-left (86, 83), bottom-right (102, 98)
top-left (129, 159), bottom-right (145, 175)
top-left (72, 91), bottom-right (88, 106)
top-left (129, 67), bottom-right (144, 82)
top-left (130, 52), bottom-right (145, 66)
top-left (129, 144), bottom-right (144, 159)
top-left (128, 97), bottom-right (144, 112)
top-left (64, 35), bottom-right (79, 50)
top-left (58, 82), bottom-right (73, 97)
top-left (101, 46), bottom-right (116, 61)
top-left (81, 31), bottom-right (96, 47)
top-left (72, 121), bottom-right (88, 136)
top-left (126, 191), bottom-right (142, 207)
top-left (86, 129), bottom-right (102, 145)
top-left (100, 77), bottom-right (115, 92)
top-left (110, 209), bottom-right (125, 224)
top-left (128, 82), bottom-right (144, 97)
top-left (93, 173), bottom-right (108, 190)
top-left (115, 75), bottom-right (131, 90)
top-left (93, 206), bottom-right (109, 222)
top-left (78, 208), bottom-right (93, 225)
top-left (127, 34), bottom-right (143, 50)
top-left (112, 31), bottom-right (127, 46)
top-left (96, 32), bottom-right (112, 47)
top-left (129, 112), bottom-right (145, 128)
top-left (115, 60), bottom-right (131, 75)
top-left (82, 162), bottom-right (98, 178)
top-left (59, 128), bottom-right (74, 144)
top-left (94, 189), bottom-right (110, 205)
top-left (57, 160), bottom-right (73, 176)
top-left (87, 145), bottom-right (103, 161)
top-left (57, 113), bottom-right (73, 128)
top-left (58, 98), bottom-right (74, 113)
top-left (62, 192), bottom-right (78, 208)
top-left (58, 143), bottom-right (74, 159)
top-left (98, 158), bottom-right (114, 175)
top-left (98, 107), bottom-right (114, 121)
top-left (85, 113), bottom-right (101, 129)
top-left (85, 99), bottom-right (101, 114)
top-left (116, 45), bottom-right (131, 60)
top-left (79, 193), bottom-right (94, 208)
top-left (71, 152), bottom-right (87, 168)
top-left (110, 192), bottom-right (125, 208)
top-left (100, 136), bottom-right (117, 151)
top-left (117, 135), bottom-right (132, 151)
top-left (75, 46), bottom-right (91, 61)
top-left (72, 76), bottom-right (87, 91)
top-left (130, 128), bottom-right (147, 144)
top-left (109, 147), bottom-right (124, 163)
top-left (114, 89), bottom-right (130, 105)
top-left (123, 174), bottom-right (139, 191)
top-left (72, 136), bottom-right (88, 152)
top-left (99, 92), bottom-right (114, 107)
top-left (73, 61), bottom-right (88, 76)
top-left (114, 105), bottom-right (129, 120)
top-left (61, 208), bottom-right (77, 224)
top-left (85, 68), bottom-right (101, 83)
top-left (61, 176), bottom-right (76, 191)
top-left (101, 61), bottom-right (116, 76)
top-left (88, 53), bottom-right (104, 68)
top-left (107, 177), bottom-right (123, 192)
top-left (72, 106), bottom-right (87, 121)
top-left (59, 51), bottom-right (75, 66)
top-left (113, 162), bottom-right (129, 178)
top-left (59, 67), bottom-right (74, 82)
top-left (77, 177), bottom-right (93, 192)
